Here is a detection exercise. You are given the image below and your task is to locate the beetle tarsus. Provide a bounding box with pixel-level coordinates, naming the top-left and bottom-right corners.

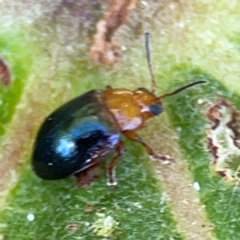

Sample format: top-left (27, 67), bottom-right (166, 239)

top-left (107, 141), bottom-right (124, 186)
top-left (107, 179), bottom-right (118, 186)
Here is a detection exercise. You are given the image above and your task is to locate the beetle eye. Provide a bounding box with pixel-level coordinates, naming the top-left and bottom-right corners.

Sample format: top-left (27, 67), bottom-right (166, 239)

top-left (150, 105), bottom-right (162, 116)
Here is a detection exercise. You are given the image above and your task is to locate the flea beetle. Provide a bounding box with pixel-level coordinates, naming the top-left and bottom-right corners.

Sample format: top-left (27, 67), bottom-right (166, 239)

top-left (32, 33), bottom-right (205, 186)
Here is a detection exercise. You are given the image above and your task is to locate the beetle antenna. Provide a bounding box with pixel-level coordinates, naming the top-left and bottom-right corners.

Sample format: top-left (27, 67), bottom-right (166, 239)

top-left (158, 80), bottom-right (206, 100)
top-left (145, 32), bottom-right (157, 94)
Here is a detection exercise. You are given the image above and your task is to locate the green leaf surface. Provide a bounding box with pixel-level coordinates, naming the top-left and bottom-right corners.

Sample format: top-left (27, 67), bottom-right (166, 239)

top-left (0, 33), bottom-right (33, 135)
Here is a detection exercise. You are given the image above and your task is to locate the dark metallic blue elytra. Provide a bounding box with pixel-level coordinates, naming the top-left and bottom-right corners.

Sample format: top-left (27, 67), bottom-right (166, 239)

top-left (32, 90), bottom-right (120, 180)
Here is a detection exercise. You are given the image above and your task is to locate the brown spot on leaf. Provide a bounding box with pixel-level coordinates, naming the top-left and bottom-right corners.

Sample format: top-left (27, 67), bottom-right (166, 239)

top-left (207, 137), bottom-right (218, 164)
top-left (65, 223), bottom-right (81, 231)
top-left (90, 0), bottom-right (136, 66)
top-left (0, 58), bottom-right (11, 86)
top-left (85, 204), bottom-right (94, 212)
top-left (206, 98), bottom-right (240, 181)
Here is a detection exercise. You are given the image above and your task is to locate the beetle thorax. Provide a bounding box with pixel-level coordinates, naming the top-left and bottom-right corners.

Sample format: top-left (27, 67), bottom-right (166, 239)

top-left (104, 88), bottom-right (159, 131)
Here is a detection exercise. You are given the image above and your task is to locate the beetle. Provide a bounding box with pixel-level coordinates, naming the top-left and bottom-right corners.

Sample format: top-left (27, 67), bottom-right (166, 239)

top-left (32, 33), bottom-right (205, 186)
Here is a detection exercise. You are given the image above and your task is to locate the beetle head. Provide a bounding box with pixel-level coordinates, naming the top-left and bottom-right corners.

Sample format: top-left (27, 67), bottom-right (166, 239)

top-left (133, 87), bottom-right (163, 119)
top-left (133, 79), bottom-right (206, 120)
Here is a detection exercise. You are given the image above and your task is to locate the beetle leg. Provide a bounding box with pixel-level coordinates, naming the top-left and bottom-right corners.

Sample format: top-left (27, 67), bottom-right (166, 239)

top-left (75, 162), bottom-right (101, 187)
top-left (107, 140), bottom-right (124, 186)
top-left (123, 131), bottom-right (173, 163)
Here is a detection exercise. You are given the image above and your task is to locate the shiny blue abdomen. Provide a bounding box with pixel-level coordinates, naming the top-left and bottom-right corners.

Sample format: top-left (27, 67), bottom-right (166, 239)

top-left (32, 90), bottom-right (120, 180)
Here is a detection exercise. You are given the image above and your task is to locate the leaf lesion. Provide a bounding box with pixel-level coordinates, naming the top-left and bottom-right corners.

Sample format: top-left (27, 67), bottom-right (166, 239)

top-left (205, 98), bottom-right (240, 181)
top-left (0, 58), bottom-right (11, 87)
top-left (90, 0), bottom-right (136, 66)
